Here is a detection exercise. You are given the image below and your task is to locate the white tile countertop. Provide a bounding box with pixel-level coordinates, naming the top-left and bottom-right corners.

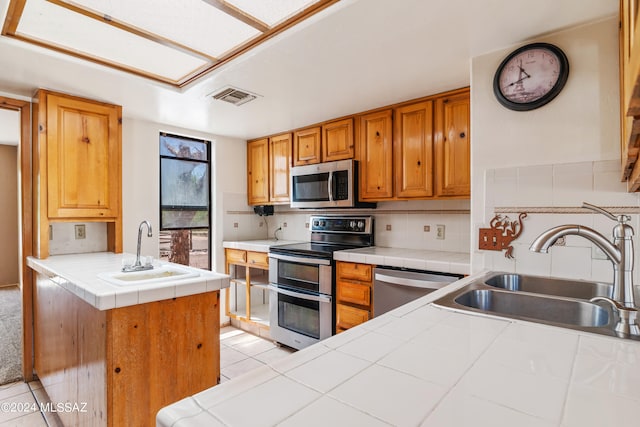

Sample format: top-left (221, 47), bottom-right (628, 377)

top-left (27, 252), bottom-right (229, 311)
top-left (157, 270), bottom-right (640, 427)
top-left (222, 240), bottom-right (302, 253)
top-left (334, 246), bottom-right (470, 275)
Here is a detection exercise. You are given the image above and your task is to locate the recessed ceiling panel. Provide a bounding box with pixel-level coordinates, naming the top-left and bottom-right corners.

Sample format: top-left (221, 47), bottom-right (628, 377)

top-left (1, 0), bottom-right (339, 86)
top-left (18, 0), bottom-right (208, 81)
top-left (62, 0), bottom-right (261, 58)
top-left (226, 0), bottom-right (322, 27)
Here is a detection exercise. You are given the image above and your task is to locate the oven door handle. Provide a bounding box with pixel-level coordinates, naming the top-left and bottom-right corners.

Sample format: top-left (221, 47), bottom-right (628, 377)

top-left (268, 253), bottom-right (331, 265)
top-left (268, 284), bottom-right (332, 303)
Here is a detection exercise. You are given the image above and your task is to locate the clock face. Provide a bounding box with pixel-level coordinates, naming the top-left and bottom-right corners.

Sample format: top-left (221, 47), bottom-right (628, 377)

top-left (493, 43), bottom-right (569, 111)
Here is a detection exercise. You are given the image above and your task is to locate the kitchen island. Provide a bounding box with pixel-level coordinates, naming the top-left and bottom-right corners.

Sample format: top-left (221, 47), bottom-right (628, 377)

top-left (158, 271), bottom-right (640, 427)
top-left (27, 252), bottom-right (229, 427)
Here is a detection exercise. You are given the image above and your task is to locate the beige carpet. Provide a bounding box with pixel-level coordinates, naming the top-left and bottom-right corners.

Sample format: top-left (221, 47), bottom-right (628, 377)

top-left (0, 285), bottom-right (22, 385)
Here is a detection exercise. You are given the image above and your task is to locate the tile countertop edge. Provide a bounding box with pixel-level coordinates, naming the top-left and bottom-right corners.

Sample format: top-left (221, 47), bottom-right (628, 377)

top-left (222, 240), bottom-right (303, 252)
top-left (157, 269), bottom-right (640, 427)
top-left (333, 246), bottom-right (471, 275)
top-left (26, 252), bottom-right (230, 311)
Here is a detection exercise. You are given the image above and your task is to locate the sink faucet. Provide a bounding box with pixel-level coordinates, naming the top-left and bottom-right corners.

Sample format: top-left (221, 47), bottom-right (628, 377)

top-left (529, 202), bottom-right (639, 336)
top-left (123, 220), bottom-right (153, 272)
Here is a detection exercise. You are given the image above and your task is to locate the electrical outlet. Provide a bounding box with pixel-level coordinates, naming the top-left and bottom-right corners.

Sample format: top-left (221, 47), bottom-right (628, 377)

top-left (283, 222), bottom-right (288, 228)
top-left (233, 222), bottom-right (239, 228)
top-left (424, 225), bottom-right (430, 232)
top-left (49, 225), bottom-right (53, 241)
top-left (386, 224), bottom-right (392, 231)
top-left (305, 222), bottom-right (309, 229)
top-left (436, 224), bottom-right (445, 240)
top-left (75, 224), bottom-right (86, 240)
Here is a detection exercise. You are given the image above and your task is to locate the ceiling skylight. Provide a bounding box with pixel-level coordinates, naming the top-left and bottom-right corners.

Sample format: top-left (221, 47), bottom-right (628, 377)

top-left (1, 0), bottom-right (338, 87)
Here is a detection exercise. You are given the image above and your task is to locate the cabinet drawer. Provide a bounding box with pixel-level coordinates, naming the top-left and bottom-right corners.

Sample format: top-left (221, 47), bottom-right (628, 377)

top-left (336, 304), bottom-right (370, 330)
top-left (336, 262), bottom-right (372, 282)
top-left (247, 251), bottom-right (269, 268)
top-left (337, 279), bottom-right (371, 307)
top-left (226, 249), bottom-right (246, 264)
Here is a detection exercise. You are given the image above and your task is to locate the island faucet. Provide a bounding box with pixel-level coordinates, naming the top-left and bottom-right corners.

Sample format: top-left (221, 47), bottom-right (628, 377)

top-left (123, 220), bottom-right (153, 272)
top-left (529, 202), bottom-right (639, 336)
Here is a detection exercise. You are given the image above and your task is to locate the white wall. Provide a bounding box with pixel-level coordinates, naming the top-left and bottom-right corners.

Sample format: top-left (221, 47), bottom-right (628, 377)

top-left (470, 17), bottom-right (640, 283)
top-left (121, 117), bottom-right (246, 273)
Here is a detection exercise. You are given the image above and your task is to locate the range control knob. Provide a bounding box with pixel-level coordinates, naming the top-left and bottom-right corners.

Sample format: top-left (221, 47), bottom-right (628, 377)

top-left (349, 220), bottom-right (356, 229)
top-left (358, 221), bottom-right (365, 229)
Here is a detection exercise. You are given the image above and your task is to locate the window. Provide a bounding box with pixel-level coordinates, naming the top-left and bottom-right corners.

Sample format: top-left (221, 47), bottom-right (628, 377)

top-left (159, 132), bottom-right (211, 269)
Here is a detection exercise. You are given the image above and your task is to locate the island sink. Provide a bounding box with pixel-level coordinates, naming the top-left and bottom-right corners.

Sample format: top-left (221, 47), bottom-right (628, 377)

top-left (98, 265), bottom-right (199, 286)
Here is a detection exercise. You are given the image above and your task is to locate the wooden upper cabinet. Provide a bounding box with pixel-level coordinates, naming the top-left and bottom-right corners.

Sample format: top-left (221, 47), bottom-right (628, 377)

top-left (620, 0), bottom-right (640, 190)
top-left (359, 109), bottom-right (394, 200)
top-left (293, 126), bottom-right (321, 166)
top-left (435, 92), bottom-right (470, 197)
top-left (44, 92), bottom-right (121, 219)
top-left (323, 118), bottom-right (354, 162)
top-left (247, 138), bottom-right (269, 205)
top-left (269, 133), bottom-right (292, 202)
top-left (394, 101), bottom-right (433, 198)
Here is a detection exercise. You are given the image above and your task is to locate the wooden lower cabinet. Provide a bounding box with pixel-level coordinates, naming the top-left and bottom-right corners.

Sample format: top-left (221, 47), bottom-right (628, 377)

top-left (225, 248), bottom-right (270, 329)
top-left (335, 261), bottom-right (374, 332)
top-left (33, 272), bottom-right (220, 427)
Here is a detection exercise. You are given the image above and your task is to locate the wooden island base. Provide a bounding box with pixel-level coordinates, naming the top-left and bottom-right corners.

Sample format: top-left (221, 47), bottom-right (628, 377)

top-left (33, 272), bottom-right (220, 427)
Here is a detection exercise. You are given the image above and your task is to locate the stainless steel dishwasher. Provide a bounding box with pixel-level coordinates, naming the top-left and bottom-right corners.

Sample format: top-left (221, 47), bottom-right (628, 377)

top-left (373, 267), bottom-right (463, 316)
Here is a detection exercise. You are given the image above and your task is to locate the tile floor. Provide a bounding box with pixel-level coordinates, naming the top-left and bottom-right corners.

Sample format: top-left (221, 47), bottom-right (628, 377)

top-left (220, 325), bottom-right (295, 382)
top-left (0, 326), bottom-right (293, 426)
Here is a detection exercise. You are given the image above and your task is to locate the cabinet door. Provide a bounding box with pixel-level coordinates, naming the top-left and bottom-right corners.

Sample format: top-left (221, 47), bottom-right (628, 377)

top-left (293, 127), bottom-right (321, 166)
top-left (247, 138), bottom-right (269, 205)
top-left (269, 133), bottom-right (291, 202)
top-left (434, 92), bottom-right (470, 197)
top-left (394, 101), bottom-right (433, 198)
top-left (46, 93), bottom-right (121, 218)
top-left (359, 110), bottom-right (393, 200)
top-left (323, 118), bottom-right (354, 162)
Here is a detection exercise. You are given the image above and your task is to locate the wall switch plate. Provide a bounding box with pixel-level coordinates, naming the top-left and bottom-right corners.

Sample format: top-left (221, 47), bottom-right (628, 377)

top-left (233, 222), bottom-right (239, 228)
top-left (436, 224), bottom-right (445, 240)
top-left (386, 224), bottom-right (392, 231)
top-left (424, 225), bottom-right (430, 232)
top-left (75, 224), bottom-right (86, 240)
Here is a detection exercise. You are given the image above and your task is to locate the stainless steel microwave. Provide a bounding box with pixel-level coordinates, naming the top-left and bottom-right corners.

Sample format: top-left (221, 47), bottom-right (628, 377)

top-left (290, 159), bottom-right (376, 208)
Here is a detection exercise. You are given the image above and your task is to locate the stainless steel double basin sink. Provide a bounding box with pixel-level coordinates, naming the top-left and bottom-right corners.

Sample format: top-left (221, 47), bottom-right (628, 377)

top-left (433, 272), bottom-right (640, 341)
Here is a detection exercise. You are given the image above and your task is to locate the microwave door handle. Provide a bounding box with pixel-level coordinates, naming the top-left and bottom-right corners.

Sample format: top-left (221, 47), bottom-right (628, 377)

top-left (328, 171), bottom-right (334, 202)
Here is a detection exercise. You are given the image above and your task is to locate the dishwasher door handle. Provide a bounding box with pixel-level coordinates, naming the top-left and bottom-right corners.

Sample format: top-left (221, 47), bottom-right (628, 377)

top-left (374, 273), bottom-right (452, 290)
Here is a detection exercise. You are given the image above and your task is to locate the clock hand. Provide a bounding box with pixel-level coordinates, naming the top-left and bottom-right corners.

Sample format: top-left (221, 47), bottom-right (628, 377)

top-left (503, 74), bottom-right (530, 89)
top-left (518, 65), bottom-right (531, 78)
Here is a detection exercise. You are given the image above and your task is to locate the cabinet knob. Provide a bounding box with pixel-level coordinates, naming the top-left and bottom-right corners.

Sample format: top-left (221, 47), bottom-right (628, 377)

top-left (460, 132), bottom-right (466, 138)
top-left (417, 161), bottom-right (421, 166)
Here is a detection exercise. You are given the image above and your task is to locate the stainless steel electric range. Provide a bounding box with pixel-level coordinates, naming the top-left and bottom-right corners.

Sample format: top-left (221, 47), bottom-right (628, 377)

top-left (268, 215), bottom-right (374, 350)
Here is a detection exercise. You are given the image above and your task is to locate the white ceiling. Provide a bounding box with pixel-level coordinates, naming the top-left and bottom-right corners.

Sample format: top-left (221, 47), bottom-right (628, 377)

top-left (0, 0), bottom-right (618, 140)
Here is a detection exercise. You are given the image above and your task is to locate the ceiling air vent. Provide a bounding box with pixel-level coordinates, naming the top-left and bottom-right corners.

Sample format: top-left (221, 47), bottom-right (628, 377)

top-left (210, 86), bottom-right (259, 106)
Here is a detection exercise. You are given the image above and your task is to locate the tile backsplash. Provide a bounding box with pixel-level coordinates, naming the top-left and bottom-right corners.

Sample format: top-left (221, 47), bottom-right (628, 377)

top-left (223, 192), bottom-right (471, 253)
top-left (49, 222), bottom-right (108, 255)
top-left (478, 159), bottom-right (640, 284)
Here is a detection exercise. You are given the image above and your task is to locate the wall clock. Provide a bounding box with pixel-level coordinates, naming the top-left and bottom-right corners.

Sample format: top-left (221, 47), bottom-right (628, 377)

top-left (493, 42), bottom-right (569, 111)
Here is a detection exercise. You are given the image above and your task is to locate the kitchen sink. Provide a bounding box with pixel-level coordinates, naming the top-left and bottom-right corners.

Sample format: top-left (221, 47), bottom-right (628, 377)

top-left (454, 289), bottom-right (610, 327)
top-left (433, 272), bottom-right (639, 341)
top-left (485, 273), bottom-right (613, 300)
top-left (98, 266), bottom-right (199, 286)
